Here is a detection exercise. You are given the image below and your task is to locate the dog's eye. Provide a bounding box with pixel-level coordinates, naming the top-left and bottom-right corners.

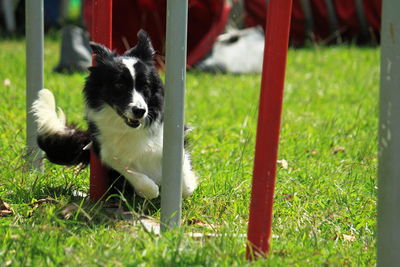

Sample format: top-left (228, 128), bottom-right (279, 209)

top-left (115, 83), bottom-right (126, 90)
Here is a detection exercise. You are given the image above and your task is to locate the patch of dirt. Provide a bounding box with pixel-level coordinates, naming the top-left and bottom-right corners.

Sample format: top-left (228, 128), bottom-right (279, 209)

top-left (0, 200), bottom-right (14, 217)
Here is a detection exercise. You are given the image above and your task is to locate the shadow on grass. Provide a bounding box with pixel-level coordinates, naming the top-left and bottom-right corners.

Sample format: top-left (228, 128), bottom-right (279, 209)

top-left (46, 181), bottom-right (161, 226)
top-left (6, 176), bottom-right (161, 228)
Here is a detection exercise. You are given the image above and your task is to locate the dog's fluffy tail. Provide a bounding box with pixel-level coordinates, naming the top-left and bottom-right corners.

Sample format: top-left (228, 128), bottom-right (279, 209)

top-left (31, 89), bottom-right (90, 165)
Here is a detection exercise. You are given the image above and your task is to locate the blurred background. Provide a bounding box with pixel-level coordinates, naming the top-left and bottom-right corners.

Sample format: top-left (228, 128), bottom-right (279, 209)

top-left (0, 0), bottom-right (382, 73)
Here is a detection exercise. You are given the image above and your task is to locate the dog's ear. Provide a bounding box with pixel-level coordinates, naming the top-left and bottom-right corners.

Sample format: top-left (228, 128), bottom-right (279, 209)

top-left (124, 30), bottom-right (155, 64)
top-left (90, 42), bottom-right (114, 64)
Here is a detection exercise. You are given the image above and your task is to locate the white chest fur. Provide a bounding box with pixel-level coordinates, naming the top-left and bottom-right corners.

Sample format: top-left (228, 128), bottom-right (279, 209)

top-left (86, 105), bottom-right (163, 184)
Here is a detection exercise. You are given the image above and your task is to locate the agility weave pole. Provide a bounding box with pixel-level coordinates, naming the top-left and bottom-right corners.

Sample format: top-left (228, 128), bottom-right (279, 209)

top-left (377, 0), bottom-right (400, 265)
top-left (89, 0), bottom-right (112, 201)
top-left (160, 0), bottom-right (188, 230)
top-left (246, 0), bottom-right (293, 258)
top-left (26, 0), bottom-right (44, 170)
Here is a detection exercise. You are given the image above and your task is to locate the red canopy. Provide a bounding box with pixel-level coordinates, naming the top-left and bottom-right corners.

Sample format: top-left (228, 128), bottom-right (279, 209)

top-left (245, 0), bottom-right (381, 46)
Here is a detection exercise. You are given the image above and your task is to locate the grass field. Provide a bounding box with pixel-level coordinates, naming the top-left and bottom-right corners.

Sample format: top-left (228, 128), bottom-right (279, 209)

top-left (0, 38), bottom-right (379, 266)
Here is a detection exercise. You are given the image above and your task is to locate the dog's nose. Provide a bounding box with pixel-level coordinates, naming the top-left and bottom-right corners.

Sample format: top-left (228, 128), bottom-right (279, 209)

top-left (132, 107), bottom-right (146, 118)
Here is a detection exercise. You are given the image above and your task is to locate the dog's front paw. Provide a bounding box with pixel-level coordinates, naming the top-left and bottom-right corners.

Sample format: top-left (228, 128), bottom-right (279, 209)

top-left (135, 180), bottom-right (159, 199)
top-left (182, 172), bottom-right (198, 198)
top-left (123, 169), bottom-right (160, 199)
top-left (182, 181), bottom-right (197, 198)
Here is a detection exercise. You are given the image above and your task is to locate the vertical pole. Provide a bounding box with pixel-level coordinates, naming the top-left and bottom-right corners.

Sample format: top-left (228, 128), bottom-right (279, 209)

top-left (246, 0), bottom-right (292, 258)
top-left (2, 0), bottom-right (16, 33)
top-left (161, 0), bottom-right (188, 231)
top-left (26, 0), bottom-right (44, 170)
top-left (89, 0), bottom-right (112, 201)
top-left (60, 0), bottom-right (71, 24)
top-left (377, 0), bottom-right (400, 265)
top-left (299, 0), bottom-right (313, 39)
top-left (323, 0), bottom-right (339, 36)
top-left (354, 0), bottom-right (369, 41)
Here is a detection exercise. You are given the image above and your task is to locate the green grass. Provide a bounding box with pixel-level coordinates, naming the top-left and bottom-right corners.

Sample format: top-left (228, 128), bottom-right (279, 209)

top-left (0, 37), bottom-right (378, 266)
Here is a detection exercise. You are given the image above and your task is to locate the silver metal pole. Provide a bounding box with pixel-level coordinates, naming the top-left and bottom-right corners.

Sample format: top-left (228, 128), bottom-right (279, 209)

top-left (299, 0), bottom-right (314, 39)
top-left (26, 0), bottom-right (44, 169)
top-left (323, 0), bottom-right (339, 36)
top-left (161, 0), bottom-right (188, 231)
top-left (60, 0), bottom-right (70, 24)
top-left (377, 0), bottom-right (400, 265)
top-left (1, 0), bottom-right (16, 33)
top-left (354, 0), bottom-right (369, 40)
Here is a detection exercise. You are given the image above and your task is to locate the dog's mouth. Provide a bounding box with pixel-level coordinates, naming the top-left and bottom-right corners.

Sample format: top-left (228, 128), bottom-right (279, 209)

top-left (114, 107), bottom-right (145, 129)
top-left (124, 117), bottom-right (141, 128)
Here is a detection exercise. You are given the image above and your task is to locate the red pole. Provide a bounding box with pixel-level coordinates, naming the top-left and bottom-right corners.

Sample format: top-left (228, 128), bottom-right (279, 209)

top-left (246, 0), bottom-right (293, 259)
top-left (89, 0), bottom-right (113, 201)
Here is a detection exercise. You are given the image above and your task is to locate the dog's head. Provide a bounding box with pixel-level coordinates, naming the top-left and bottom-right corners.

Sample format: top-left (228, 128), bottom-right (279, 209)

top-left (85, 30), bottom-right (163, 129)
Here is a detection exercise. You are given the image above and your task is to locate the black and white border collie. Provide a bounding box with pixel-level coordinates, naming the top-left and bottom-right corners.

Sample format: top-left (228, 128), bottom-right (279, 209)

top-left (31, 30), bottom-right (198, 199)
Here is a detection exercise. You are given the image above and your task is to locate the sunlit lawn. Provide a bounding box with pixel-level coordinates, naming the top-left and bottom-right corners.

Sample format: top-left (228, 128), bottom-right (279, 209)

top-left (0, 37), bottom-right (378, 266)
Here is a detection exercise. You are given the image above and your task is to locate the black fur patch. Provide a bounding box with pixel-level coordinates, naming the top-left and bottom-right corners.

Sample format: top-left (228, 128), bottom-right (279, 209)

top-left (37, 128), bottom-right (91, 165)
top-left (123, 30), bottom-right (155, 63)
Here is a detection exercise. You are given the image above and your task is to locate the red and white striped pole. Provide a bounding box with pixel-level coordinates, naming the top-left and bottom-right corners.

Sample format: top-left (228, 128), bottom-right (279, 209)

top-left (89, 0), bottom-right (113, 201)
top-left (246, 0), bottom-right (293, 259)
